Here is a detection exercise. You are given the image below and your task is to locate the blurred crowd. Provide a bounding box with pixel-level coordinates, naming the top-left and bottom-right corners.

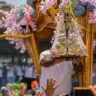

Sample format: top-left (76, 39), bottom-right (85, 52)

top-left (0, 78), bottom-right (96, 96)
top-left (0, 62), bottom-right (38, 89)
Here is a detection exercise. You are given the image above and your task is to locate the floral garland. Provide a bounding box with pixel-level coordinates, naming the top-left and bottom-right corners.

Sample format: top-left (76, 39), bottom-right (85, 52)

top-left (40, 0), bottom-right (57, 14)
top-left (0, 0), bottom-right (96, 56)
top-left (39, 0), bottom-right (96, 24)
top-left (40, 0), bottom-right (70, 14)
top-left (0, 5), bottom-right (37, 53)
top-left (89, 9), bottom-right (96, 23)
top-left (79, 0), bottom-right (96, 23)
top-left (40, 0), bottom-right (96, 22)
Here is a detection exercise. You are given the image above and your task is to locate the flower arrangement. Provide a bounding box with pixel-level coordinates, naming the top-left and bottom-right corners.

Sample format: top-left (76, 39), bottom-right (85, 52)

top-left (0, 5), bottom-right (37, 53)
top-left (40, 0), bottom-right (96, 21)
top-left (89, 9), bottom-right (96, 23)
top-left (40, 0), bottom-right (57, 14)
top-left (51, 12), bottom-right (87, 57)
top-left (0, 0), bottom-right (96, 57)
top-left (40, 0), bottom-right (70, 14)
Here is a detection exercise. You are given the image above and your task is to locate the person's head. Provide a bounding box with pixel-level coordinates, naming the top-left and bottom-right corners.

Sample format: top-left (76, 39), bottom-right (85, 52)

top-left (72, 57), bottom-right (77, 62)
top-left (28, 63), bottom-right (31, 67)
top-left (9, 62), bottom-right (13, 67)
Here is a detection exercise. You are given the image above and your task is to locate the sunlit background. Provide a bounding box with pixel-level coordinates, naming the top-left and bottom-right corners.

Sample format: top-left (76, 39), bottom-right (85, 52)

top-left (0, 0), bottom-right (26, 5)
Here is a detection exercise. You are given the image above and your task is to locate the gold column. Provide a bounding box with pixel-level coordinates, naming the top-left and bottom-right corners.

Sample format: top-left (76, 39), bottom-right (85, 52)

top-left (77, 11), bottom-right (94, 87)
top-left (77, 15), bottom-right (86, 87)
top-left (82, 11), bottom-right (93, 87)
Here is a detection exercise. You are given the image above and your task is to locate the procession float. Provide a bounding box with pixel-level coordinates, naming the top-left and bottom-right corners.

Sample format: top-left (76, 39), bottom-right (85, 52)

top-left (0, 0), bottom-right (96, 88)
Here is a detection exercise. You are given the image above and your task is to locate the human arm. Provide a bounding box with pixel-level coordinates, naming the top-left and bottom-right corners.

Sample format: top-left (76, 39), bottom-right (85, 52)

top-left (7, 84), bottom-right (16, 96)
top-left (19, 84), bottom-right (27, 96)
top-left (36, 92), bottom-right (44, 96)
top-left (11, 92), bottom-right (16, 96)
top-left (90, 85), bottom-right (96, 96)
top-left (59, 93), bottom-right (65, 96)
top-left (35, 92), bottom-right (65, 96)
top-left (40, 59), bottom-right (54, 67)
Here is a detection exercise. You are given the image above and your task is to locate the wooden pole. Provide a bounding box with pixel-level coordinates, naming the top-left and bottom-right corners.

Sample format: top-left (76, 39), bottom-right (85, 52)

top-left (24, 33), bottom-right (41, 77)
top-left (0, 34), bottom-right (31, 39)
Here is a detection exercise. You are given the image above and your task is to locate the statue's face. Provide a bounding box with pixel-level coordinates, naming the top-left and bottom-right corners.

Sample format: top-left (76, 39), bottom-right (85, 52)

top-left (64, 12), bottom-right (71, 23)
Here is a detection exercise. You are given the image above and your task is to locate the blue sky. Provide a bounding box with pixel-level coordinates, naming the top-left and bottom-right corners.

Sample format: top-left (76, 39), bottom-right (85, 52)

top-left (0, 0), bottom-right (26, 5)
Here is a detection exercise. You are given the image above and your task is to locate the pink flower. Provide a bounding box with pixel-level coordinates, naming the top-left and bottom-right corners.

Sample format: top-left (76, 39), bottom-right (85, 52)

top-left (0, 20), bottom-right (4, 27)
top-left (29, 21), bottom-right (37, 31)
top-left (89, 9), bottom-right (96, 23)
top-left (0, 5), bottom-right (37, 53)
top-left (59, 0), bottom-right (68, 8)
top-left (40, 0), bottom-right (57, 14)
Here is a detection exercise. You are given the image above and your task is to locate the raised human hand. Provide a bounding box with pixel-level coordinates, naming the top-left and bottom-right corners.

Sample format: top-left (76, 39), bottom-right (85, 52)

top-left (90, 85), bottom-right (96, 96)
top-left (11, 92), bottom-right (16, 96)
top-left (41, 78), bottom-right (59, 96)
top-left (7, 83), bottom-right (12, 91)
top-left (36, 92), bottom-right (44, 96)
top-left (19, 83), bottom-right (27, 96)
top-left (59, 93), bottom-right (65, 96)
